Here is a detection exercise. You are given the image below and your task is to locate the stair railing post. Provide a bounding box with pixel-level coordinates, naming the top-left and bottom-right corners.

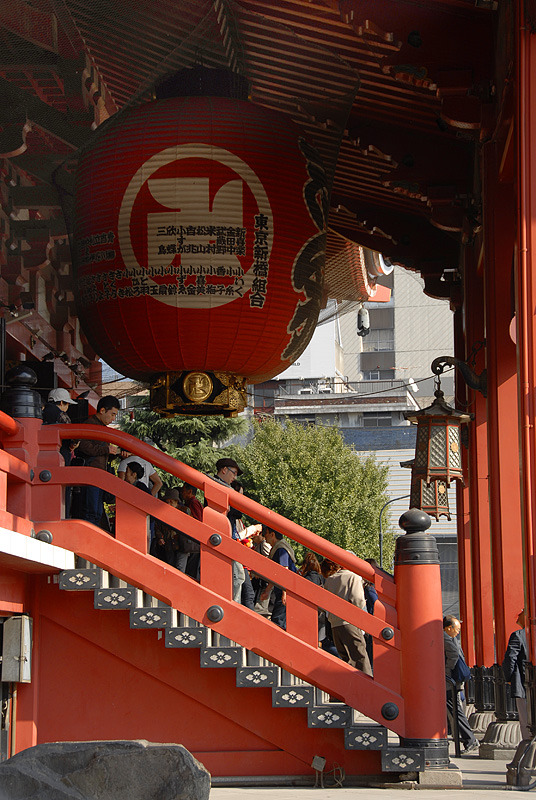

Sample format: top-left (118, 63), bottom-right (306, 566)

top-left (0, 365), bottom-right (46, 530)
top-left (395, 508), bottom-right (449, 769)
top-left (202, 478), bottom-right (234, 601)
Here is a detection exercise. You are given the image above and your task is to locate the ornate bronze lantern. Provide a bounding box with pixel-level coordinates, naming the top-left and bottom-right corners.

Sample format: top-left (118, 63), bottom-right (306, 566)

top-left (404, 380), bottom-right (472, 486)
top-left (400, 459), bottom-right (451, 521)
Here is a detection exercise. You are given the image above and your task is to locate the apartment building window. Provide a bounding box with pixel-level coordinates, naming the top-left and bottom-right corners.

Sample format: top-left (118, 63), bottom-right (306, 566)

top-left (294, 415), bottom-right (317, 426)
top-left (363, 411), bottom-right (392, 427)
top-left (362, 329), bottom-right (394, 352)
top-left (362, 370), bottom-right (393, 380)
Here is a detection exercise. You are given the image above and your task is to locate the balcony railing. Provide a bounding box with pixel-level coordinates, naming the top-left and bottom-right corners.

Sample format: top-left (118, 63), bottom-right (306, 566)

top-left (0, 413), bottom-right (447, 745)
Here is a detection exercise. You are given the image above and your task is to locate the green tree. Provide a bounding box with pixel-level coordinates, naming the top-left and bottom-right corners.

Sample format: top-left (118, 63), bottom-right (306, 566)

top-left (118, 398), bottom-right (249, 486)
top-left (239, 418), bottom-right (394, 564)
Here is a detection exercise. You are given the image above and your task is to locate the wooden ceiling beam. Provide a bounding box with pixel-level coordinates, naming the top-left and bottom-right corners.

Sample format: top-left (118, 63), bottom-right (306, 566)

top-left (329, 200), bottom-right (460, 273)
top-left (10, 185), bottom-right (62, 210)
top-left (0, 77), bottom-right (91, 150)
top-left (0, 0), bottom-right (59, 55)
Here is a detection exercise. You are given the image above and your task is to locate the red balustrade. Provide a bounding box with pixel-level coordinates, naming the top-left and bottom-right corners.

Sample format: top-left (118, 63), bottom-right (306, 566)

top-left (0, 417), bottom-right (447, 742)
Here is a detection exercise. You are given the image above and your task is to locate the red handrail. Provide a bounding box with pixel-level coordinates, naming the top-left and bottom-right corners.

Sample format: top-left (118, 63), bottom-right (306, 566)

top-left (28, 440), bottom-right (406, 727)
top-left (43, 514), bottom-right (406, 731)
top-left (0, 410), bottom-right (20, 437)
top-left (49, 422), bottom-right (395, 601)
top-left (34, 462), bottom-right (398, 634)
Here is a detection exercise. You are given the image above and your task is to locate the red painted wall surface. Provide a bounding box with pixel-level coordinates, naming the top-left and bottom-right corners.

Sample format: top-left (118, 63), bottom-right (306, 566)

top-left (0, 566), bottom-right (29, 614)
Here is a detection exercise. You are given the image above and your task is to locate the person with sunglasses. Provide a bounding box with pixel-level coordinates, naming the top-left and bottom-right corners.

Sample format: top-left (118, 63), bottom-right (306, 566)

top-left (208, 458), bottom-right (246, 601)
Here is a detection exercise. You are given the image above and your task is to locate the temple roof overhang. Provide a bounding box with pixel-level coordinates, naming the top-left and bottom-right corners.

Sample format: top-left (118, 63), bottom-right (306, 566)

top-left (0, 0), bottom-right (500, 388)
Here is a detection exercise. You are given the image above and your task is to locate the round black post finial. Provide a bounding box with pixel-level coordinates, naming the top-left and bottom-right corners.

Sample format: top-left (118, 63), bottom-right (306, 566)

top-left (395, 508), bottom-right (439, 566)
top-left (398, 508), bottom-right (432, 533)
top-left (0, 365), bottom-right (43, 419)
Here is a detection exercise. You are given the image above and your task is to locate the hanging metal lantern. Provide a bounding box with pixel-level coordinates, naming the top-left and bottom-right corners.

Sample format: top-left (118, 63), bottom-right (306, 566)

top-left (400, 459), bottom-right (451, 521)
top-left (404, 381), bottom-right (472, 486)
top-left (73, 68), bottom-right (327, 416)
top-left (401, 459), bottom-right (451, 521)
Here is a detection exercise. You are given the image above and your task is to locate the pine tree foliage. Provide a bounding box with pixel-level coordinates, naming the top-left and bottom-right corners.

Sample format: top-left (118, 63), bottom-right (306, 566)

top-left (118, 399), bottom-right (249, 483)
top-left (240, 418), bottom-right (394, 563)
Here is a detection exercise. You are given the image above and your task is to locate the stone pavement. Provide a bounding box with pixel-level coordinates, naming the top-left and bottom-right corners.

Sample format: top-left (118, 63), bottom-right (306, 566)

top-left (210, 750), bottom-right (532, 797)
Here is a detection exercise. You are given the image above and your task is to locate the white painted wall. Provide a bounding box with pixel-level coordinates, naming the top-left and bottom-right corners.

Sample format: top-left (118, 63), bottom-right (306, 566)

top-left (392, 269), bottom-right (454, 401)
top-left (276, 317), bottom-right (340, 380)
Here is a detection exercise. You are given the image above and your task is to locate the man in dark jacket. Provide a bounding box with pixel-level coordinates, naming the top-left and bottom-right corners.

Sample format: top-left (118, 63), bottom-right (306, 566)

top-left (503, 609), bottom-right (530, 740)
top-left (75, 395), bottom-right (120, 530)
top-left (209, 458), bottom-right (246, 601)
top-left (443, 615), bottom-right (479, 754)
top-left (152, 487), bottom-right (191, 570)
top-left (259, 528), bottom-right (297, 630)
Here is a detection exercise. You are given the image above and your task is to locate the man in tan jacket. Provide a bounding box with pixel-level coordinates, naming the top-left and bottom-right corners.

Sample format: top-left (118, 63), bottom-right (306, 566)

top-left (323, 560), bottom-right (372, 676)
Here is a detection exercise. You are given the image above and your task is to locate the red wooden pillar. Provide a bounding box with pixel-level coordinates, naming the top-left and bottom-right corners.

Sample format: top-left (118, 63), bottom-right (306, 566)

top-left (396, 509), bottom-right (448, 764)
top-left (453, 308), bottom-right (475, 665)
top-left (1, 417), bottom-right (40, 534)
top-left (202, 479), bottom-right (234, 600)
top-left (482, 140), bottom-right (524, 660)
top-left (461, 261), bottom-right (495, 666)
top-left (516, 12), bottom-right (536, 663)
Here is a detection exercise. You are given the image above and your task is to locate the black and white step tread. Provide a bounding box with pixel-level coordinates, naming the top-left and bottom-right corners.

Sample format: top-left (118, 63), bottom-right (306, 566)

top-left (57, 566), bottom-right (423, 771)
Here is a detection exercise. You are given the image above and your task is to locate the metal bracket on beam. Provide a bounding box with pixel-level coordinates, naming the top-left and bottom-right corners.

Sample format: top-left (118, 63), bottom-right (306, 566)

top-left (431, 355), bottom-right (487, 398)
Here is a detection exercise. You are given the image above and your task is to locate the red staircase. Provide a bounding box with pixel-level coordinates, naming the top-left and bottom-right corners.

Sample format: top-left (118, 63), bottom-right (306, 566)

top-left (0, 410), bottom-right (448, 783)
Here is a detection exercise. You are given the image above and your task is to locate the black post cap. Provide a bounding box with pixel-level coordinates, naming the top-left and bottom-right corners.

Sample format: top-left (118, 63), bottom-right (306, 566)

top-left (399, 508), bottom-right (432, 533)
top-left (0, 365), bottom-right (42, 420)
top-left (395, 509), bottom-right (439, 565)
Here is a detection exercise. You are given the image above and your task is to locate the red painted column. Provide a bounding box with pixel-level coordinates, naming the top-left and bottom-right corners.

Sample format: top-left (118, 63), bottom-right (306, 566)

top-left (516, 12), bottom-right (536, 664)
top-left (452, 308), bottom-right (475, 665)
top-left (202, 479), bottom-right (234, 600)
top-left (462, 263), bottom-right (495, 666)
top-left (395, 510), bottom-right (447, 763)
top-left (2, 417), bottom-right (40, 532)
top-left (482, 140), bottom-right (524, 660)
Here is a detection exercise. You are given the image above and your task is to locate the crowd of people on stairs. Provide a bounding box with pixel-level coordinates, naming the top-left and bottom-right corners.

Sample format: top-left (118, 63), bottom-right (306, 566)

top-left (42, 387), bottom-right (389, 678)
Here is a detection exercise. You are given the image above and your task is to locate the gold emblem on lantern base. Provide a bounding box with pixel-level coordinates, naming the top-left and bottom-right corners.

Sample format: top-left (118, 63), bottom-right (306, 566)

top-left (183, 372), bottom-right (213, 402)
top-left (150, 370), bottom-right (247, 417)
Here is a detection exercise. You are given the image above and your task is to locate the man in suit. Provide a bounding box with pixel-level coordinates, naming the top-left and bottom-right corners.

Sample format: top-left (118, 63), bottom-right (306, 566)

top-left (443, 615), bottom-right (479, 754)
top-left (503, 609), bottom-right (531, 740)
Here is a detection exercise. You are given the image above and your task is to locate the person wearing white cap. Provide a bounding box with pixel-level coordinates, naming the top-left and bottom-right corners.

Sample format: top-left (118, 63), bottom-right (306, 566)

top-left (47, 387), bottom-right (77, 409)
top-left (43, 387), bottom-right (78, 462)
top-left (42, 388), bottom-right (80, 518)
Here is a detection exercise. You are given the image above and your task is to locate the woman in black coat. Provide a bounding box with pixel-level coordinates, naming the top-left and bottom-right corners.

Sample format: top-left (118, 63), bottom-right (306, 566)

top-left (300, 552), bottom-right (338, 657)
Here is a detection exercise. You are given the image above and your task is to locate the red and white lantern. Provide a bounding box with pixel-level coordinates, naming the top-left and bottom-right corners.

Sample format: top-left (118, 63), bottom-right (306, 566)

top-left (74, 93), bottom-right (327, 413)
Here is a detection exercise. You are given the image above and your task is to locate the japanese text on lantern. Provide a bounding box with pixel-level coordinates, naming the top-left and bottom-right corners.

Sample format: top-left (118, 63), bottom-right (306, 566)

top-left (76, 214), bottom-right (272, 306)
top-left (250, 213), bottom-right (269, 308)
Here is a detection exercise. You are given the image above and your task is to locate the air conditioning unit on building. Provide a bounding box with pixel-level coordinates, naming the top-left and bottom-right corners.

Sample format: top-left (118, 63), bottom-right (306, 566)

top-left (298, 387), bottom-right (314, 395)
top-left (318, 385), bottom-right (333, 393)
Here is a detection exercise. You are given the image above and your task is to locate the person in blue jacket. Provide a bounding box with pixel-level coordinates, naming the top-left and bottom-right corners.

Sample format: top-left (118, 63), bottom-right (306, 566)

top-left (502, 609), bottom-right (530, 740)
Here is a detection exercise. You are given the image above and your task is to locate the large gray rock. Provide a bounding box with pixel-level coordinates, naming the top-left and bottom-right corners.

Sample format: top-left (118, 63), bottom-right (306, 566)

top-left (0, 740), bottom-right (211, 800)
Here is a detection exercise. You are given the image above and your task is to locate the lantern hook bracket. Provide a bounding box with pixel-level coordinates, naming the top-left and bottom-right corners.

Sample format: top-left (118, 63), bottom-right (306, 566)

top-left (431, 356), bottom-right (487, 398)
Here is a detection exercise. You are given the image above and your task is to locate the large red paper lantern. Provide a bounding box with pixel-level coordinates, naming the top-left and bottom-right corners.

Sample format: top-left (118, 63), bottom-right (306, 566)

top-left (74, 89), bottom-right (327, 415)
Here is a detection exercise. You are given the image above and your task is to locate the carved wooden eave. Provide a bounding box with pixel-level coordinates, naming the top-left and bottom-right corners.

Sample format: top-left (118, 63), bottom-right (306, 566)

top-left (0, 0), bottom-right (498, 394)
